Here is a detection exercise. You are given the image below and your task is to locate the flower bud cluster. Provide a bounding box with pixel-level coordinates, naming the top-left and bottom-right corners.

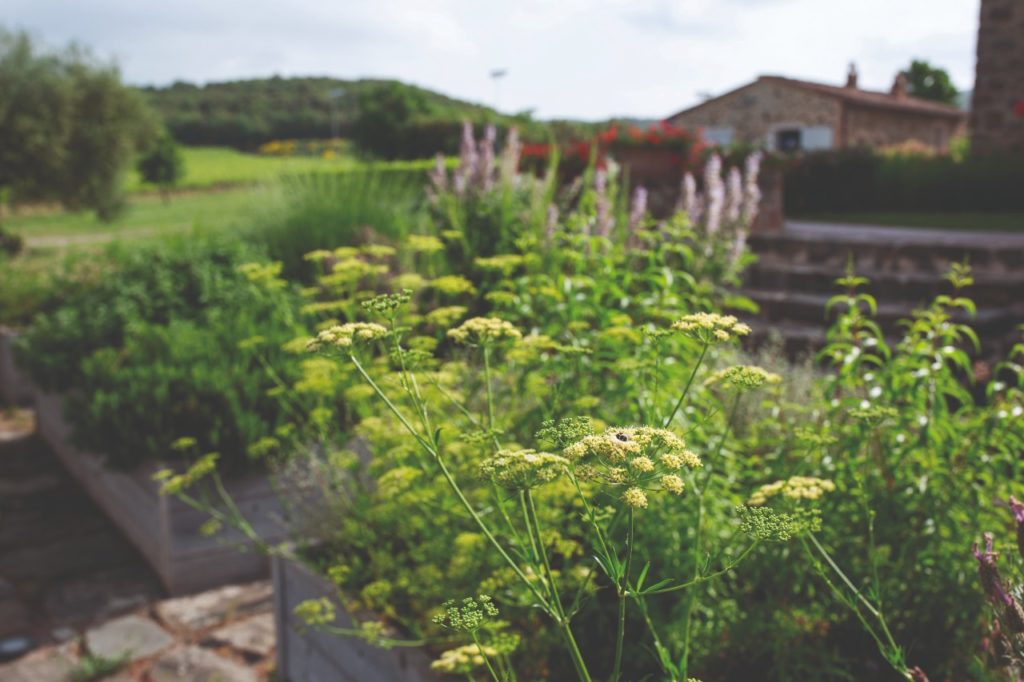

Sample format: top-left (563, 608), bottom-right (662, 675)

top-left (480, 449), bottom-right (568, 490)
top-left (433, 595), bottom-right (499, 633)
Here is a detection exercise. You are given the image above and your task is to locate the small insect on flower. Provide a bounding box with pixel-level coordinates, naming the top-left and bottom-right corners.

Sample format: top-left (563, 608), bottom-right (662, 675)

top-left (671, 312), bottom-right (752, 344)
top-left (447, 317), bottom-right (522, 346)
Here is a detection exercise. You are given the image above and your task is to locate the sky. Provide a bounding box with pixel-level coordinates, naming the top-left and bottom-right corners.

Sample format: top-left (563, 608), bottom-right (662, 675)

top-left (5, 0), bottom-right (980, 121)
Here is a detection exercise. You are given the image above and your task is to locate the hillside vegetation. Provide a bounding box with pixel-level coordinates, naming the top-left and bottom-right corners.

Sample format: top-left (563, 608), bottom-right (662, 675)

top-left (140, 77), bottom-right (597, 158)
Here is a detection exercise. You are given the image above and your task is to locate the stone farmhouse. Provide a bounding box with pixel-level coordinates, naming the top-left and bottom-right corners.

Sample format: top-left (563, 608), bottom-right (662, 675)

top-left (970, 0), bottom-right (1024, 156)
top-left (667, 67), bottom-right (966, 153)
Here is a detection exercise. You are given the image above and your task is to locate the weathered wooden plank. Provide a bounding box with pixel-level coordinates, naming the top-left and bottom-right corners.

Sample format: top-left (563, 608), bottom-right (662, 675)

top-left (0, 329), bottom-right (31, 406)
top-left (273, 554), bottom-right (438, 682)
top-left (30, 385), bottom-right (285, 595)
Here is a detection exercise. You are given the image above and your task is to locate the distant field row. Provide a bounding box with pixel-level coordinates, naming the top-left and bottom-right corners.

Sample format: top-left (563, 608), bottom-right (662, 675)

top-left (5, 147), bottom-right (443, 243)
top-left (125, 146), bottom-right (418, 192)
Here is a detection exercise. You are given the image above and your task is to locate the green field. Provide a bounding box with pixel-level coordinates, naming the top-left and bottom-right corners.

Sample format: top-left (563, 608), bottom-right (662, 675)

top-left (124, 146), bottom-right (358, 192)
top-left (801, 211), bottom-right (1024, 232)
top-left (6, 186), bottom-right (274, 246)
top-left (4, 147), bottom-right (442, 248)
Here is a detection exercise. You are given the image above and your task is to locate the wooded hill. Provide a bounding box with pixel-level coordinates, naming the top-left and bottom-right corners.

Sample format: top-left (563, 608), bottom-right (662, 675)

top-left (140, 77), bottom-right (596, 157)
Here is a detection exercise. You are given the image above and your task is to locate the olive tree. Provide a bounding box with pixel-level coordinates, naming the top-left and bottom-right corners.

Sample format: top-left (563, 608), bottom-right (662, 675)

top-left (0, 28), bottom-right (159, 220)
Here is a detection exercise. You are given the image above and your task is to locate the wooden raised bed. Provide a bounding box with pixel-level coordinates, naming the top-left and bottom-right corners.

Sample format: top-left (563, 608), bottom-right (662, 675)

top-left (31, 387), bottom-right (285, 595)
top-left (0, 328), bottom-right (31, 406)
top-left (273, 554), bottom-right (437, 682)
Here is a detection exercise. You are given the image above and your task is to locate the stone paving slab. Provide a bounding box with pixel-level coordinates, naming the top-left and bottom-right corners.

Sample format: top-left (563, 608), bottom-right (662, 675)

top-left (85, 614), bottom-right (175, 662)
top-left (207, 613), bottom-right (275, 658)
top-left (148, 645), bottom-right (258, 682)
top-left (0, 648), bottom-right (75, 681)
top-left (0, 416), bottom-right (276, 681)
top-left (155, 582), bottom-right (273, 633)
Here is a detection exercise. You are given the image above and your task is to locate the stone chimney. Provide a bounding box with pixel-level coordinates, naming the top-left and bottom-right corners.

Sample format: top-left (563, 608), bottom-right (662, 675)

top-left (891, 71), bottom-right (908, 98)
top-left (846, 62), bottom-right (859, 89)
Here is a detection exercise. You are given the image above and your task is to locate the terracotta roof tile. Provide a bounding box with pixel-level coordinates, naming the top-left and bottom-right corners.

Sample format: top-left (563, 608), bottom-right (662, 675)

top-left (670, 75), bottom-right (966, 120)
top-left (758, 75), bottom-right (966, 118)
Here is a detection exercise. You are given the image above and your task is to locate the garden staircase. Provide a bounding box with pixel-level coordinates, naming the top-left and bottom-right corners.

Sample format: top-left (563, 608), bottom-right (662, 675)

top-left (740, 220), bottom-right (1024, 360)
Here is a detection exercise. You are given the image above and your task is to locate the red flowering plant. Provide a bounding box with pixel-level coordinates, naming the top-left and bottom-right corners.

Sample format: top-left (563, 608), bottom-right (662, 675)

top-left (520, 121), bottom-right (704, 182)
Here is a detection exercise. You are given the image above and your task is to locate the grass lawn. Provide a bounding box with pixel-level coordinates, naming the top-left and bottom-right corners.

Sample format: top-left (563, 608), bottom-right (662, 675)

top-left (5, 186), bottom-right (275, 244)
top-left (124, 146), bottom-right (359, 192)
top-left (799, 212), bottom-right (1024, 232)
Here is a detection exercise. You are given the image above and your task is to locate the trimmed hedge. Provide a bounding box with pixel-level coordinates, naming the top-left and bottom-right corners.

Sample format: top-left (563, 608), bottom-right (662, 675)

top-left (784, 148), bottom-right (1024, 215)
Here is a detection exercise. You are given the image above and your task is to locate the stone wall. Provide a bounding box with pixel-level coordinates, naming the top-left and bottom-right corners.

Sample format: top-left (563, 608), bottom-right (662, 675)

top-left (970, 0), bottom-right (1024, 155)
top-left (845, 105), bottom-right (963, 152)
top-left (669, 79), bottom-right (841, 145)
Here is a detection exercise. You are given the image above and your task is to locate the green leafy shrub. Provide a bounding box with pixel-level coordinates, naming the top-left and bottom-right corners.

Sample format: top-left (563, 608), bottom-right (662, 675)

top-left (17, 234), bottom-right (268, 389)
top-left (785, 148), bottom-right (1024, 214)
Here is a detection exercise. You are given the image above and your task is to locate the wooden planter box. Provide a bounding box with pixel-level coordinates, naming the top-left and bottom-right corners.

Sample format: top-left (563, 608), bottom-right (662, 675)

top-left (273, 554), bottom-right (437, 682)
top-left (0, 328), bottom-right (31, 406)
top-left (32, 388), bottom-right (285, 595)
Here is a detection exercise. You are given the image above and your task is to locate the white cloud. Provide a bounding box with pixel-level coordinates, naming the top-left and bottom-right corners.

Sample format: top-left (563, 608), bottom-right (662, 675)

top-left (5, 0), bottom-right (979, 119)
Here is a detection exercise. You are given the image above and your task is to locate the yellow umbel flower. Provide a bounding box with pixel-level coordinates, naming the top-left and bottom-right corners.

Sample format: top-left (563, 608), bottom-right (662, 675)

top-left (705, 365), bottom-right (782, 391)
top-left (623, 487), bottom-right (649, 509)
top-left (447, 317), bottom-right (521, 345)
top-left (307, 322), bottom-right (388, 352)
top-left (671, 312), bottom-right (752, 344)
top-left (407, 234), bottom-right (445, 254)
top-left (748, 476), bottom-right (836, 506)
top-left (480, 449), bottom-right (568, 489)
top-left (430, 644), bottom-right (499, 674)
top-left (661, 474), bottom-right (685, 495)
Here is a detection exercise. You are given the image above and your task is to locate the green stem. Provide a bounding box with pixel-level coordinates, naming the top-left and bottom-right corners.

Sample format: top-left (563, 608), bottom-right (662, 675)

top-left (642, 540), bottom-right (758, 595)
top-left (349, 353), bottom-right (552, 612)
top-left (520, 490), bottom-right (540, 563)
top-left (483, 344), bottom-right (497, 433)
top-left (525, 490), bottom-right (564, 617)
top-left (471, 631), bottom-right (502, 682)
top-left (560, 622), bottom-right (594, 682)
top-left (611, 508), bottom-right (634, 682)
top-left (632, 593), bottom-right (677, 680)
top-left (681, 391), bottom-right (740, 677)
top-left (663, 343), bottom-right (709, 428)
top-left (524, 490), bottom-right (592, 682)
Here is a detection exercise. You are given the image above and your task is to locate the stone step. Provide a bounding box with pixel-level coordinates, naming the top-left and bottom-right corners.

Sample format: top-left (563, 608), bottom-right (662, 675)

top-left (744, 261), bottom-right (1024, 308)
top-left (743, 287), bottom-right (1024, 334)
top-left (748, 231), bottom-right (1024, 277)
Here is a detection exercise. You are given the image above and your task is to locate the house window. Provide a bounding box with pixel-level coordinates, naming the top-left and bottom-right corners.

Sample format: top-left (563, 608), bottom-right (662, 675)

top-left (802, 126), bottom-right (834, 150)
top-left (775, 128), bottom-right (802, 151)
top-left (703, 126), bottom-right (734, 146)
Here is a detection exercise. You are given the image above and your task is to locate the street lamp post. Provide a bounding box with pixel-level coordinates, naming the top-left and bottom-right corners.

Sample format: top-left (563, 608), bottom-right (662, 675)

top-left (489, 69), bottom-right (507, 112)
top-left (329, 87), bottom-right (346, 139)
